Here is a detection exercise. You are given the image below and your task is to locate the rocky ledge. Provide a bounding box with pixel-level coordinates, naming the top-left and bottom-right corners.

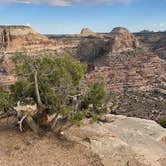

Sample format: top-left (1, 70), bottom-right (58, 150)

top-left (65, 114), bottom-right (166, 166)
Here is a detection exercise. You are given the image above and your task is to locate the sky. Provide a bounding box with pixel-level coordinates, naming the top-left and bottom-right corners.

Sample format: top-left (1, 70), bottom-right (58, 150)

top-left (0, 0), bottom-right (166, 34)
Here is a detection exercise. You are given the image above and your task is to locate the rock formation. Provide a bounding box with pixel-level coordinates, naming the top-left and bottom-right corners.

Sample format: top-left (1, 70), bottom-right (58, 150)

top-left (77, 27), bottom-right (140, 62)
top-left (109, 27), bottom-right (140, 52)
top-left (85, 50), bottom-right (166, 92)
top-left (0, 54), bottom-right (16, 86)
top-left (116, 90), bottom-right (166, 120)
top-left (0, 25), bottom-right (37, 36)
top-left (0, 25), bottom-right (56, 52)
top-left (80, 28), bottom-right (96, 37)
top-left (77, 38), bottom-right (108, 62)
top-left (65, 114), bottom-right (166, 166)
top-left (135, 31), bottom-right (166, 60)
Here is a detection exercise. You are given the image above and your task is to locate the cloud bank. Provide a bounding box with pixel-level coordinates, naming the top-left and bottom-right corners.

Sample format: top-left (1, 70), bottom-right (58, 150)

top-left (0, 0), bottom-right (133, 6)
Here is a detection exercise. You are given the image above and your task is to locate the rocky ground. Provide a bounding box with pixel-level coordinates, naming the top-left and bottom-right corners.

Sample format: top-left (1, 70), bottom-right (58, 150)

top-left (0, 119), bottom-right (102, 166)
top-left (115, 90), bottom-right (166, 120)
top-left (0, 114), bottom-right (166, 166)
top-left (65, 114), bottom-right (166, 166)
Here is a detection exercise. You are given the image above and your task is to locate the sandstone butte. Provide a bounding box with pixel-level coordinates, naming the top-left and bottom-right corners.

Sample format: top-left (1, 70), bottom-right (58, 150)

top-left (0, 25), bottom-right (77, 52)
top-left (80, 28), bottom-right (97, 37)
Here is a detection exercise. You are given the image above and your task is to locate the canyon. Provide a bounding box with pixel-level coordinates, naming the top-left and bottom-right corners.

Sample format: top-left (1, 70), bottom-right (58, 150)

top-left (0, 25), bottom-right (166, 119)
top-left (0, 25), bottom-right (166, 166)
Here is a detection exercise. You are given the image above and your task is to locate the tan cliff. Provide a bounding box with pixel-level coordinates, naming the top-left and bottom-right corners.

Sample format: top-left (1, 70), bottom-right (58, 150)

top-left (0, 25), bottom-right (51, 51)
top-left (0, 26), bottom-right (140, 54)
top-left (109, 27), bottom-right (140, 52)
top-left (0, 25), bottom-right (80, 52)
top-left (80, 28), bottom-right (97, 37)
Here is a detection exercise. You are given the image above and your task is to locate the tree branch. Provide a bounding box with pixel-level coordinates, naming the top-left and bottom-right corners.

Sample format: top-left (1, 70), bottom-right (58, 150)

top-left (34, 70), bottom-right (42, 106)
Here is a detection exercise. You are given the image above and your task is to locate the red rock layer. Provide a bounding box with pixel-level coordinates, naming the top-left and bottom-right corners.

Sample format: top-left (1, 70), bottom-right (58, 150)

top-left (85, 52), bottom-right (166, 92)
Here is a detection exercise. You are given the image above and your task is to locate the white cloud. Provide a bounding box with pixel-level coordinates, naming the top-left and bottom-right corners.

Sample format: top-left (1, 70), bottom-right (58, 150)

top-left (0, 0), bottom-right (134, 6)
top-left (153, 22), bottom-right (166, 28)
top-left (159, 23), bottom-right (166, 27)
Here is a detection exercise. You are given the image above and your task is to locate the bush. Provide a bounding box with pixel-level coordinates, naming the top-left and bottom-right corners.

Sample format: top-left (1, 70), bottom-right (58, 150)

top-left (0, 87), bottom-right (11, 112)
top-left (8, 53), bottom-right (108, 134)
top-left (158, 118), bottom-right (166, 128)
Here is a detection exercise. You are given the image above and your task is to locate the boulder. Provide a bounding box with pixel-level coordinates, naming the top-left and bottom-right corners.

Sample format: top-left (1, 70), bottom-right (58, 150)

top-left (65, 115), bottom-right (166, 166)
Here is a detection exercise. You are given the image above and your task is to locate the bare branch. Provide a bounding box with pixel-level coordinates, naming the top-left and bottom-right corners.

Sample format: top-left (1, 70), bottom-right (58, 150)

top-left (34, 70), bottom-right (42, 106)
top-left (18, 115), bottom-right (27, 132)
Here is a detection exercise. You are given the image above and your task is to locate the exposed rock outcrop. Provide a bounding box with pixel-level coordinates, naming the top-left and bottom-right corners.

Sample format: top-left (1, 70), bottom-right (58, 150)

top-left (116, 90), bottom-right (166, 120)
top-left (85, 50), bottom-right (166, 92)
top-left (66, 114), bottom-right (166, 166)
top-left (0, 54), bottom-right (16, 86)
top-left (80, 28), bottom-right (96, 37)
top-left (77, 27), bottom-right (140, 62)
top-left (109, 27), bottom-right (140, 52)
top-left (0, 25), bottom-right (52, 52)
top-left (77, 38), bottom-right (109, 62)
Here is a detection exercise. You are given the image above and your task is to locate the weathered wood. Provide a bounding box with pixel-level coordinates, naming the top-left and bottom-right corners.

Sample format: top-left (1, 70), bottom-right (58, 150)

top-left (34, 70), bottom-right (43, 106)
top-left (51, 113), bottom-right (60, 130)
top-left (25, 116), bottom-right (40, 134)
top-left (18, 115), bottom-right (27, 132)
top-left (13, 103), bottom-right (40, 133)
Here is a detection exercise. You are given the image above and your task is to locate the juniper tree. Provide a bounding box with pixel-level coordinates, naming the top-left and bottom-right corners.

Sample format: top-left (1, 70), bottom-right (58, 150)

top-left (0, 53), bottom-right (108, 134)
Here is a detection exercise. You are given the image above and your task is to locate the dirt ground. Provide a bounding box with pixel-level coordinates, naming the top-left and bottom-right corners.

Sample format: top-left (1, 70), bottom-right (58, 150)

top-left (0, 119), bottom-right (102, 166)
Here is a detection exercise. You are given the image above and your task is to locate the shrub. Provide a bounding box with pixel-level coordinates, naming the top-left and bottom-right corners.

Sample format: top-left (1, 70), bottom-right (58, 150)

top-left (0, 87), bottom-right (11, 112)
top-left (158, 118), bottom-right (166, 128)
top-left (7, 53), bottom-right (108, 134)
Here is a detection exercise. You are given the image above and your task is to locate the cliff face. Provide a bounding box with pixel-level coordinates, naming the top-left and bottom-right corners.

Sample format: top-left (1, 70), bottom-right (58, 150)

top-left (84, 48), bottom-right (166, 120)
top-left (135, 31), bottom-right (166, 60)
top-left (85, 50), bottom-right (166, 92)
top-left (0, 25), bottom-right (55, 52)
top-left (0, 26), bottom-right (37, 36)
top-left (77, 27), bottom-right (140, 62)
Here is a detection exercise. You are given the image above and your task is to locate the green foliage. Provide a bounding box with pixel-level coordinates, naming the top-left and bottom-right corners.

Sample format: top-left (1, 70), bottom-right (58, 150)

top-left (10, 53), bottom-right (108, 129)
top-left (10, 80), bottom-right (35, 103)
top-left (85, 80), bottom-right (106, 108)
top-left (0, 88), bottom-right (11, 112)
top-left (12, 53), bottom-right (86, 107)
top-left (82, 80), bottom-right (109, 122)
top-left (158, 118), bottom-right (166, 128)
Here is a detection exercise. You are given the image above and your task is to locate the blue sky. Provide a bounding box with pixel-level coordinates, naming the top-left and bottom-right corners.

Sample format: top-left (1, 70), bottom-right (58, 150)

top-left (0, 0), bottom-right (166, 34)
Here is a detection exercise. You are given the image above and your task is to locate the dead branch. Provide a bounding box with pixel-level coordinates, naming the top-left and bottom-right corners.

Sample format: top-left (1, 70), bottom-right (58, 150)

top-left (51, 113), bottom-right (60, 130)
top-left (0, 111), bottom-right (16, 120)
top-left (18, 115), bottom-right (27, 132)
